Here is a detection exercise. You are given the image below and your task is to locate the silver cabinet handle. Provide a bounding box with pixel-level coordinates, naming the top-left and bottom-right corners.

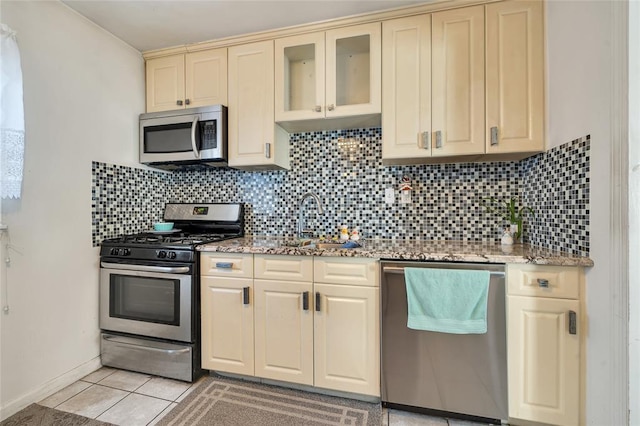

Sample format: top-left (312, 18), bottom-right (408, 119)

top-left (177, 100), bottom-right (183, 106)
top-left (569, 311), bottom-right (577, 335)
top-left (315, 292), bottom-right (321, 312)
top-left (243, 287), bottom-right (250, 305)
top-left (185, 98), bottom-right (190, 105)
top-left (215, 262), bottom-right (233, 269)
top-left (314, 105), bottom-right (322, 113)
top-left (191, 116), bottom-right (200, 158)
top-left (537, 278), bottom-right (549, 288)
top-left (100, 262), bottom-right (189, 274)
top-left (265, 142), bottom-right (271, 159)
top-left (420, 132), bottom-right (430, 149)
top-left (327, 104), bottom-right (335, 111)
top-left (435, 131), bottom-right (442, 149)
top-left (491, 126), bottom-right (499, 146)
top-left (302, 291), bottom-right (309, 311)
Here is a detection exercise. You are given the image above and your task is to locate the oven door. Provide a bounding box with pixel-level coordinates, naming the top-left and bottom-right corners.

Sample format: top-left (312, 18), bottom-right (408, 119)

top-left (100, 262), bottom-right (193, 343)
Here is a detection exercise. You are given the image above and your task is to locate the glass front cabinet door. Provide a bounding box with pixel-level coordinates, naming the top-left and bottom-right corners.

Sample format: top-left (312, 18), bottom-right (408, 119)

top-left (275, 23), bottom-right (381, 125)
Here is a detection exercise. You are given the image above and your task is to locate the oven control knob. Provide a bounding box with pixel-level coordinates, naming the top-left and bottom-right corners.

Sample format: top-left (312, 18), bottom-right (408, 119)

top-left (122, 248), bottom-right (131, 256)
top-left (168, 252), bottom-right (177, 259)
top-left (157, 250), bottom-right (167, 258)
top-left (110, 248), bottom-right (119, 256)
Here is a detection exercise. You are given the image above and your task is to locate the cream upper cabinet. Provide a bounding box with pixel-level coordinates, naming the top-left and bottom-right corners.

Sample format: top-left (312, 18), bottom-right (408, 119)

top-left (507, 264), bottom-right (582, 426)
top-left (382, 6), bottom-right (485, 163)
top-left (431, 5), bottom-right (485, 157)
top-left (274, 23), bottom-right (381, 132)
top-left (228, 40), bottom-right (290, 170)
top-left (485, 0), bottom-right (544, 154)
top-left (382, 15), bottom-right (432, 162)
top-left (146, 49), bottom-right (227, 113)
top-left (275, 33), bottom-right (326, 122)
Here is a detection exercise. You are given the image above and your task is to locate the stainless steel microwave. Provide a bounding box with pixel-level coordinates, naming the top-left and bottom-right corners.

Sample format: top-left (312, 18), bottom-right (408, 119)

top-left (139, 105), bottom-right (227, 170)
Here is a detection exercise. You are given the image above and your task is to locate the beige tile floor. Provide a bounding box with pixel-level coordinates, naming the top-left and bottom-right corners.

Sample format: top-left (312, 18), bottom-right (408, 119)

top-left (39, 367), bottom-right (488, 426)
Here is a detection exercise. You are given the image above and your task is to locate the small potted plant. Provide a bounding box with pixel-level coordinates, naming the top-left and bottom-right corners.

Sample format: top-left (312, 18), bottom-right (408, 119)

top-left (482, 196), bottom-right (535, 243)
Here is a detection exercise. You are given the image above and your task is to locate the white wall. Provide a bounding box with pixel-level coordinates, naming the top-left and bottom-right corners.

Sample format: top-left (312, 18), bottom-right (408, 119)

top-left (0, 0), bottom-right (144, 418)
top-left (546, 0), bottom-right (626, 424)
top-left (629, 0), bottom-right (639, 423)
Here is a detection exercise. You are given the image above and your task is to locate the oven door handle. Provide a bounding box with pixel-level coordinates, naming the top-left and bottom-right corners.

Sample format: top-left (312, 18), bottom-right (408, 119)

top-left (101, 262), bottom-right (190, 274)
top-left (102, 335), bottom-right (191, 355)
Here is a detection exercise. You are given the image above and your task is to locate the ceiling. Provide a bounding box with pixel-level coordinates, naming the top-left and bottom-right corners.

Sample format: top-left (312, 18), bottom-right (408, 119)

top-left (61, 0), bottom-right (431, 52)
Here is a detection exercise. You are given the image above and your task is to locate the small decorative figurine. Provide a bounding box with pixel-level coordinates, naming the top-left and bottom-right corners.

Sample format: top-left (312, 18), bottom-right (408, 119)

top-left (501, 227), bottom-right (514, 246)
top-left (350, 229), bottom-right (360, 241)
top-left (339, 225), bottom-right (350, 241)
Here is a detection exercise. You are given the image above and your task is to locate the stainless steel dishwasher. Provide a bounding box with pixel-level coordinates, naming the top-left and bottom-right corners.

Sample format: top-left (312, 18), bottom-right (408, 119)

top-left (380, 261), bottom-right (508, 423)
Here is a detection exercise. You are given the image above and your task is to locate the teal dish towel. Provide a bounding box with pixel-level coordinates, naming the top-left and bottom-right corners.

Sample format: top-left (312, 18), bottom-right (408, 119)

top-left (405, 268), bottom-right (490, 334)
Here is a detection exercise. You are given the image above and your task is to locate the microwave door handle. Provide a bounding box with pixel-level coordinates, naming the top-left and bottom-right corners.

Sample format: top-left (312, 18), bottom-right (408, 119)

top-left (191, 116), bottom-right (200, 158)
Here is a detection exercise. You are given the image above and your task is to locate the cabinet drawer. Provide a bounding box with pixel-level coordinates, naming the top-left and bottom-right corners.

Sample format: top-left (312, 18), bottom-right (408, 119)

top-left (201, 253), bottom-right (254, 278)
top-left (507, 264), bottom-right (581, 299)
top-left (254, 255), bottom-right (313, 282)
top-left (314, 257), bottom-right (379, 287)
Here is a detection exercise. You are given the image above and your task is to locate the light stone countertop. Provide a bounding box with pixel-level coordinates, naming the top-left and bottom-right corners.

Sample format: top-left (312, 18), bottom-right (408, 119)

top-left (197, 236), bottom-right (594, 267)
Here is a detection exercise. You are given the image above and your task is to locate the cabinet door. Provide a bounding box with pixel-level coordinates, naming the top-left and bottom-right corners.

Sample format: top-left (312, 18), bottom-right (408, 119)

top-left (228, 40), bottom-right (277, 168)
top-left (508, 296), bottom-right (580, 426)
top-left (432, 6), bottom-right (485, 156)
top-left (314, 283), bottom-right (380, 396)
top-left (254, 280), bottom-right (313, 385)
top-left (382, 15), bottom-right (432, 162)
top-left (486, 0), bottom-right (544, 154)
top-left (201, 276), bottom-right (254, 375)
top-left (185, 49), bottom-right (228, 108)
top-left (325, 23), bottom-right (381, 118)
top-left (275, 33), bottom-right (325, 122)
top-left (146, 54), bottom-right (185, 112)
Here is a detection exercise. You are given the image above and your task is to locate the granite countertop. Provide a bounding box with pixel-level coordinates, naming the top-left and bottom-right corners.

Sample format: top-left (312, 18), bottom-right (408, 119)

top-left (197, 236), bottom-right (594, 267)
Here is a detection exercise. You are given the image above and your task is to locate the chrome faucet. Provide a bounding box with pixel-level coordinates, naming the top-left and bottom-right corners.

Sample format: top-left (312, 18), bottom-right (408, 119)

top-left (298, 192), bottom-right (325, 239)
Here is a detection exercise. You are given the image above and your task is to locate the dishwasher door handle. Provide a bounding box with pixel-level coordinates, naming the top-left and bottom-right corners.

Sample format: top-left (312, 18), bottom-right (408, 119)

top-left (382, 266), bottom-right (505, 277)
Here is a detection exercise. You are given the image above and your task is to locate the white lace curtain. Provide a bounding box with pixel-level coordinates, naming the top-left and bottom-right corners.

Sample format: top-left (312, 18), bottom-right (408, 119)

top-left (0, 23), bottom-right (25, 199)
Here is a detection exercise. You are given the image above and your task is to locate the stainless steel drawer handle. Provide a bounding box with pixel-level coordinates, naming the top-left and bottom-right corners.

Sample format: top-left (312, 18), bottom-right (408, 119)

top-left (315, 292), bottom-right (321, 312)
top-left (381, 266), bottom-right (505, 277)
top-left (569, 310), bottom-right (577, 335)
top-left (243, 287), bottom-right (250, 305)
top-left (102, 335), bottom-right (190, 355)
top-left (265, 142), bottom-right (271, 159)
top-left (302, 291), bottom-right (309, 311)
top-left (215, 262), bottom-right (233, 269)
top-left (100, 262), bottom-right (189, 274)
top-left (537, 278), bottom-right (550, 288)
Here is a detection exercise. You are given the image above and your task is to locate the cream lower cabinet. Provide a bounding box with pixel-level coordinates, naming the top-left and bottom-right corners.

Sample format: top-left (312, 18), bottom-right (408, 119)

top-left (254, 255), bottom-right (314, 385)
top-left (313, 258), bottom-right (380, 396)
top-left (201, 253), bottom-right (254, 375)
top-left (201, 253), bottom-right (379, 397)
top-left (507, 264), bottom-right (583, 426)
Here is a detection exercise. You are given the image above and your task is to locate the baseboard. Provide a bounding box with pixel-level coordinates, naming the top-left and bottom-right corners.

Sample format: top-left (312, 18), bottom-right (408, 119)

top-left (0, 356), bottom-right (102, 421)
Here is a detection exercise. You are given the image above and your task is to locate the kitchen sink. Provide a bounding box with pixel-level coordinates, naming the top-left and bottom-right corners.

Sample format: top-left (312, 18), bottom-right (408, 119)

top-left (281, 240), bottom-right (359, 249)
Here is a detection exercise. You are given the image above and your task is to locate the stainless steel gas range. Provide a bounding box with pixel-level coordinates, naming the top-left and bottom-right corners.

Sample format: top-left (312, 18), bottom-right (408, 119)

top-left (99, 203), bottom-right (243, 382)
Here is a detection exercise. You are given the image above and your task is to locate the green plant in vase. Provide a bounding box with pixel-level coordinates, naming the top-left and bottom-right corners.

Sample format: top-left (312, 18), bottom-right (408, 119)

top-left (481, 196), bottom-right (535, 242)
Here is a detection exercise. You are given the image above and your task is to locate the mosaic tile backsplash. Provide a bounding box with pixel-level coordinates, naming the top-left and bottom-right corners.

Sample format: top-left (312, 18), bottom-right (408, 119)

top-left (91, 128), bottom-right (590, 256)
